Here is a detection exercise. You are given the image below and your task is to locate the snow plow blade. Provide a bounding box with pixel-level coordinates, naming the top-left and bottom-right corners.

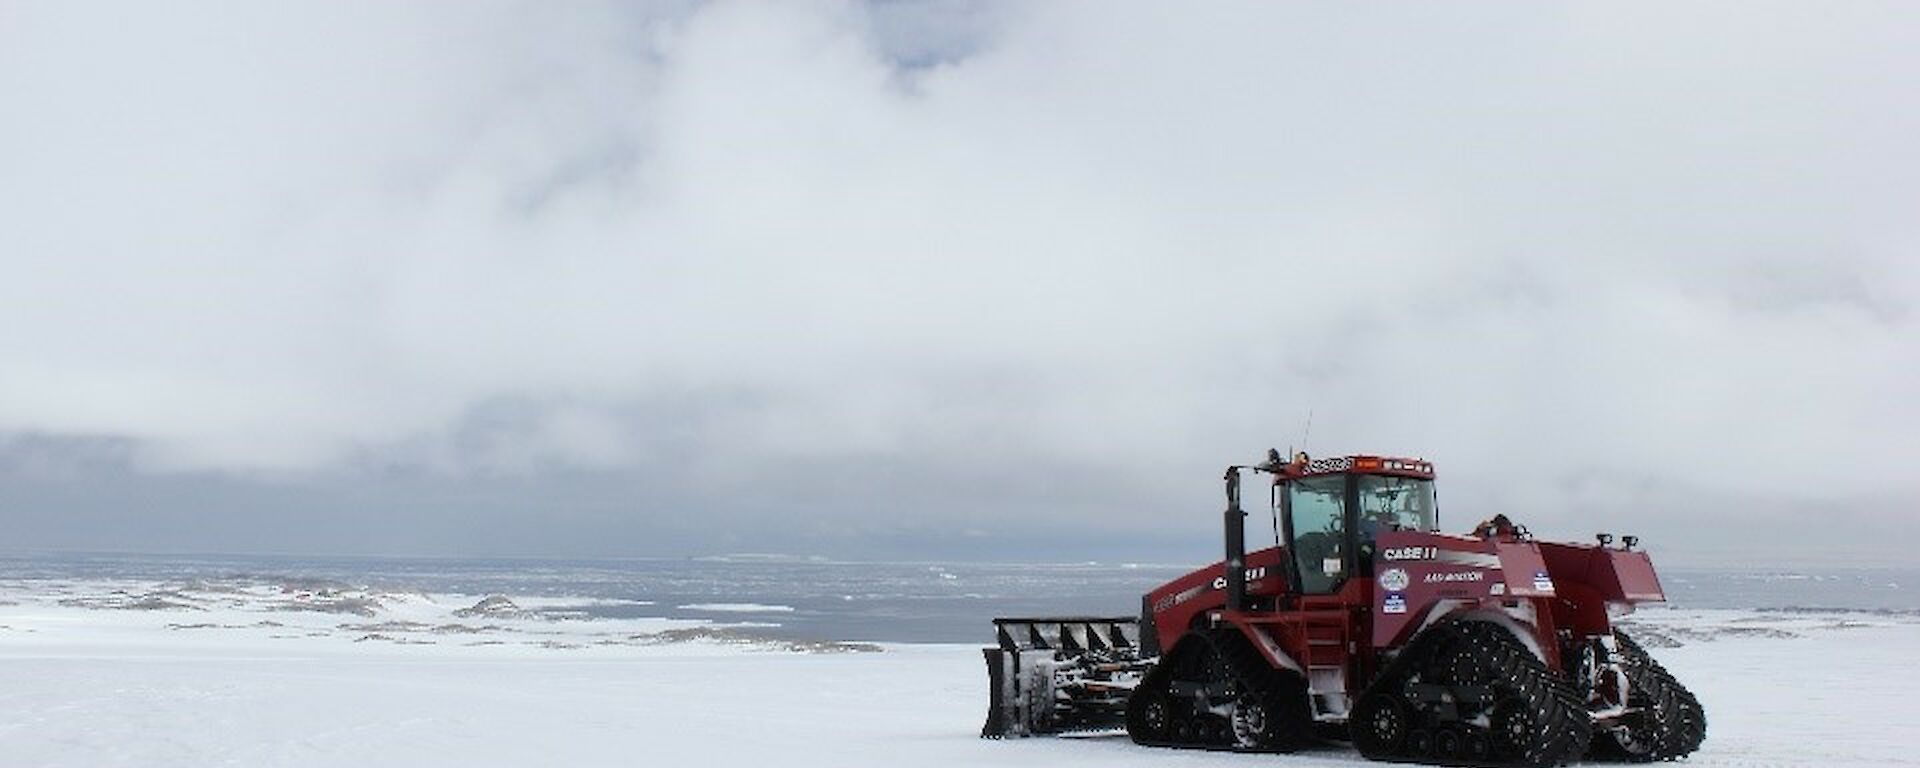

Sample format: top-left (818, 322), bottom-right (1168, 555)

top-left (981, 617), bottom-right (1154, 738)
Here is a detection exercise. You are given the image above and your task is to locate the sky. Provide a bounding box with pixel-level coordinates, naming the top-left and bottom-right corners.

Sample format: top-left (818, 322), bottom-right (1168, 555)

top-left (1, 1), bottom-right (1915, 566)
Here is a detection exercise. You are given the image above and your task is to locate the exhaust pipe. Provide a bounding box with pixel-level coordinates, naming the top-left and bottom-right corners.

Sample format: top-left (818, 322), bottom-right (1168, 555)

top-left (1224, 466), bottom-right (1247, 613)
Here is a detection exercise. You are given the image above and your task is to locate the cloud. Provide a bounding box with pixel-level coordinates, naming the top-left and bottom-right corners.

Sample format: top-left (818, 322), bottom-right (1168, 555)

top-left (0, 1), bottom-right (1915, 560)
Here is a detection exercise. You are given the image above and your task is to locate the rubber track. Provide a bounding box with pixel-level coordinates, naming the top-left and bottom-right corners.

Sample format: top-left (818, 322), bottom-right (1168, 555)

top-left (1213, 628), bottom-right (1314, 752)
top-left (1125, 628), bottom-right (1312, 752)
top-left (1588, 630), bottom-right (1706, 762)
top-left (1354, 619), bottom-right (1590, 768)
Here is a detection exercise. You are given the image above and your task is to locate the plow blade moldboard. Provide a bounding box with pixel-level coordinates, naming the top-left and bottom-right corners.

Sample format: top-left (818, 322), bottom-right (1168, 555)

top-left (981, 617), bottom-right (1154, 738)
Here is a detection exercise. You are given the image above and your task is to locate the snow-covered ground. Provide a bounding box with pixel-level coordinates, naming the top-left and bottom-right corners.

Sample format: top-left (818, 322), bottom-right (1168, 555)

top-left (1, 577), bottom-right (1915, 767)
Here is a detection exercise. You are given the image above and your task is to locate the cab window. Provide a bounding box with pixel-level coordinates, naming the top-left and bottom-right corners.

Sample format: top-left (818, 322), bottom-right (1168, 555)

top-left (1286, 475), bottom-right (1347, 594)
top-left (1356, 475), bottom-right (1436, 545)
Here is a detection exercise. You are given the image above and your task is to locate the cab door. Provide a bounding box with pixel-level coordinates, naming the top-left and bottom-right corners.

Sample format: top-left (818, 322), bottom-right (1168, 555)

top-left (1282, 474), bottom-right (1352, 595)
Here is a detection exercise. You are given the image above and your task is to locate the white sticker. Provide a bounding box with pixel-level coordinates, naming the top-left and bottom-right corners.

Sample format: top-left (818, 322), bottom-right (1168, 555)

top-left (1490, 582), bottom-right (1506, 595)
top-left (1382, 593), bottom-right (1407, 614)
top-left (1423, 571), bottom-right (1486, 584)
top-left (1378, 568), bottom-right (1411, 592)
top-left (1323, 557), bottom-right (1343, 575)
top-left (1532, 571), bottom-right (1555, 593)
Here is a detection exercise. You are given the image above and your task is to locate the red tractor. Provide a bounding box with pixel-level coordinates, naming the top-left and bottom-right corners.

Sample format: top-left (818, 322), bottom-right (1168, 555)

top-left (983, 451), bottom-right (1704, 767)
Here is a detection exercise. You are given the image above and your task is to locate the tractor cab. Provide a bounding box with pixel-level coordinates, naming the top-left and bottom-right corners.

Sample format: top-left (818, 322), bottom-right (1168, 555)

top-left (1269, 453), bottom-right (1437, 595)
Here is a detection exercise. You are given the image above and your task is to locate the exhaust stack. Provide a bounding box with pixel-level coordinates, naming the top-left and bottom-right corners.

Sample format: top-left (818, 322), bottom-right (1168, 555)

top-left (1223, 466), bottom-right (1247, 613)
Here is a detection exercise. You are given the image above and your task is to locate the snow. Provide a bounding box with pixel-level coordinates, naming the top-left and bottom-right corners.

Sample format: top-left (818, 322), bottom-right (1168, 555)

top-left (508, 596), bottom-right (656, 608)
top-left (2, 579), bottom-right (1918, 767)
top-left (676, 602), bottom-right (798, 613)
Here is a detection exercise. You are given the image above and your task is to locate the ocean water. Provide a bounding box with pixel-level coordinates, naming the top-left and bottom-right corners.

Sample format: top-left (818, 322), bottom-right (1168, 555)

top-left (1, 552), bottom-right (1913, 643)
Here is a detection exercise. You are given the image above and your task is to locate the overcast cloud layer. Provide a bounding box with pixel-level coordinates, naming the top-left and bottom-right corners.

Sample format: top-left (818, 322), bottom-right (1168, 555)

top-left (2, 1), bottom-right (1915, 565)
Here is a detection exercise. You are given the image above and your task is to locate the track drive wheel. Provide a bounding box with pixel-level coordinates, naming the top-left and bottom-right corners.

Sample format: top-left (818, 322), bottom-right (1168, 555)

top-left (1126, 688), bottom-right (1173, 744)
top-left (1126, 629), bottom-right (1235, 748)
top-left (1210, 629), bottom-right (1312, 752)
top-left (1351, 690), bottom-right (1410, 759)
top-left (1597, 705), bottom-right (1661, 763)
top-left (1127, 628), bottom-right (1312, 753)
top-left (1489, 698), bottom-right (1541, 763)
top-left (1591, 630), bottom-right (1707, 762)
top-left (1227, 676), bottom-right (1311, 752)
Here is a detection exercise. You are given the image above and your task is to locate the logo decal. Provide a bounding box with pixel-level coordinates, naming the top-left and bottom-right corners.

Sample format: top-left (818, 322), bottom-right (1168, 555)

top-left (1381, 546), bottom-right (1436, 562)
top-left (1423, 571), bottom-right (1486, 584)
top-left (1378, 568), bottom-right (1411, 592)
top-left (1490, 582), bottom-right (1506, 595)
top-left (1209, 566), bottom-right (1268, 591)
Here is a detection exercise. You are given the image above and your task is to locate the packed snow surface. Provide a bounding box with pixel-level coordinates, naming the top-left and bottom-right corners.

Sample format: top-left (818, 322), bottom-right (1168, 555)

top-left (2, 576), bottom-right (1917, 767)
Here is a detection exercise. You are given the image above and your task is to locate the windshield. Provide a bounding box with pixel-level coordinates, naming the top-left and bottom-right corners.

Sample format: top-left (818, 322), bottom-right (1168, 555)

top-left (1356, 475), bottom-right (1437, 541)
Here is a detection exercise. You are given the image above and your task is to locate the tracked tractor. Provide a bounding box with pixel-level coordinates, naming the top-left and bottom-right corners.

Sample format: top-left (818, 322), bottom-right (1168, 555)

top-left (982, 450), bottom-right (1705, 766)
